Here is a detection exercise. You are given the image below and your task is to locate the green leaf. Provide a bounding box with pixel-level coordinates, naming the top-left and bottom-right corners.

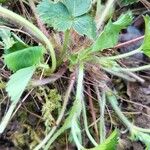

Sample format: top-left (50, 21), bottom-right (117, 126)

top-left (4, 46), bottom-right (44, 71)
top-left (6, 66), bottom-right (35, 102)
top-left (141, 15), bottom-right (150, 57)
top-left (0, 28), bottom-right (28, 54)
top-left (87, 130), bottom-right (118, 150)
top-left (37, 0), bottom-right (96, 40)
top-left (69, 53), bottom-right (79, 65)
top-left (73, 15), bottom-right (96, 40)
top-left (0, 28), bottom-right (15, 50)
top-left (37, 0), bottom-right (72, 31)
top-left (5, 41), bottom-right (28, 54)
top-left (92, 11), bottom-right (133, 52)
top-left (62, 0), bottom-right (92, 17)
top-left (113, 11), bottom-right (133, 28)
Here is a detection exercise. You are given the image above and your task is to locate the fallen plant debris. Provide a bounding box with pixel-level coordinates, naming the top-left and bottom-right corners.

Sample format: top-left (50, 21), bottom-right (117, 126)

top-left (0, 0), bottom-right (150, 149)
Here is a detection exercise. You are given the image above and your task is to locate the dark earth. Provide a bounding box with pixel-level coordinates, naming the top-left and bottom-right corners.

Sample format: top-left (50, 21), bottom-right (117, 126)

top-left (0, 0), bottom-right (150, 150)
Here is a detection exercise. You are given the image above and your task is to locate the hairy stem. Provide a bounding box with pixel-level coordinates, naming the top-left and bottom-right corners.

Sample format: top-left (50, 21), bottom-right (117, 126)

top-left (106, 91), bottom-right (150, 133)
top-left (82, 98), bottom-right (98, 146)
top-left (71, 63), bottom-right (84, 149)
top-left (96, 87), bottom-right (106, 143)
top-left (102, 67), bottom-right (136, 82)
top-left (97, 0), bottom-right (116, 30)
top-left (104, 48), bottom-right (141, 60)
top-left (118, 64), bottom-right (150, 72)
top-left (106, 92), bottom-right (132, 130)
top-left (62, 29), bottom-right (70, 56)
top-left (45, 64), bottom-right (85, 149)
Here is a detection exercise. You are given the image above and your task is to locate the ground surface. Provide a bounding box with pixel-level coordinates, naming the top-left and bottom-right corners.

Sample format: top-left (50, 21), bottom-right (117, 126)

top-left (0, 0), bottom-right (150, 150)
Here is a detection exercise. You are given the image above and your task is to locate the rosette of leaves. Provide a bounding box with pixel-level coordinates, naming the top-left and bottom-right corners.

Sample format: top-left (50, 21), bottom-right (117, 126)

top-left (37, 0), bottom-right (96, 40)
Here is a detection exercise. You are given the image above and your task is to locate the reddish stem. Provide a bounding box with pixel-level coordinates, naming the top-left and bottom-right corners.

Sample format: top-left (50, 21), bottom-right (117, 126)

top-left (29, 0), bottom-right (49, 38)
top-left (114, 35), bottom-right (144, 49)
top-left (87, 85), bottom-right (99, 142)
